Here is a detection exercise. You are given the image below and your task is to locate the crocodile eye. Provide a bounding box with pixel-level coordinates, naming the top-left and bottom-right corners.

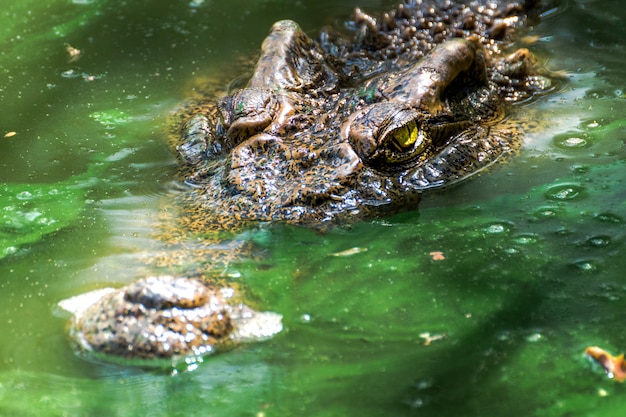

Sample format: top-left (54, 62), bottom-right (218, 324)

top-left (343, 102), bottom-right (431, 167)
top-left (381, 119), bottom-right (430, 163)
top-left (390, 122), bottom-right (417, 149)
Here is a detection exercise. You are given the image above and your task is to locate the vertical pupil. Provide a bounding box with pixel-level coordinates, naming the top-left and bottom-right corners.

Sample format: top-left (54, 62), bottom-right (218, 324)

top-left (393, 122), bottom-right (418, 148)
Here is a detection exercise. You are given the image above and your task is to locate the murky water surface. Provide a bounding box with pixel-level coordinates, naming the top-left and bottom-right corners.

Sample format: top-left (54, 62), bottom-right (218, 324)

top-left (2, 0), bottom-right (626, 415)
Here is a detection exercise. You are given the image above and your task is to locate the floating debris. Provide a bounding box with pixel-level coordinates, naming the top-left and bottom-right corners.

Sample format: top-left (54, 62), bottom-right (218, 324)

top-left (585, 346), bottom-right (626, 382)
top-left (419, 332), bottom-right (446, 346)
top-left (65, 43), bottom-right (81, 62)
top-left (429, 251), bottom-right (445, 261)
top-left (330, 247), bottom-right (368, 257)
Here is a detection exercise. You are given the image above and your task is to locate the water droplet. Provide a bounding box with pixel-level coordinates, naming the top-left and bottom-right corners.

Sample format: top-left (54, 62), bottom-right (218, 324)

top-left (545, 184), bottom-right (585, 201)
top-left (553, 134), bottom-right (590, 150)
top-left (587, 235), bottom-right (611, 248)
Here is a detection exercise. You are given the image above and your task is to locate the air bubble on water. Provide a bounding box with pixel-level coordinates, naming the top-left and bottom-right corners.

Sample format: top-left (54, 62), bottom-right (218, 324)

top-left (553, 227), bottom-right (571, 236)
top-left (61, 68), bottom-right (83, 78)
top-left (37, 217), bottom-right (56, 226)
top-left (413, 378), bottom-right (434, 390)
top-left (586, 235), bottom-right (611, 248)
top-left (16, 191), bottom-right (33, 200)
top-left (571, 164), bottom-right (590, 174)
top-left (570, 259), bottom-right (598, 272)
top-left (482, 222), bottom-right (511, 234)
top-left (545, 184), bottom-right (585, 201)
top-left (553, 135), bottom-right (589, 150)
top-left (407, 397), bottom-right (427, 409)
top-left (23, 210), bottom-right (42, 222)
top-left (513, 234), bottom-right (538, 245)
top-left (3, 246), bottom-right (18, 256)
top-left (526, 333), bottom-right (543, 343)
top-left (534, 206), bottom-right (560, 219)
top-left (595, 212), bottom-right (623, 224)
top-left (603, 293), bottom-right (620, 302)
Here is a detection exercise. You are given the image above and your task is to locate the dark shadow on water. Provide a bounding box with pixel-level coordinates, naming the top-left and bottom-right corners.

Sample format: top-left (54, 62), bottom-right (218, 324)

top-left (398, 282), bottom-right (547, 416)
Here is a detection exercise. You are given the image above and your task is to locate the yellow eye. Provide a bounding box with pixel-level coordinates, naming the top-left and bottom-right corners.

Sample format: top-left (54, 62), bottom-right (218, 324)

top-left (343, 102), bottom-right (430, 166)
top-left (381, 120), bottom-right (430, 164)
top-left (391, 121), bottom-right (419, 150)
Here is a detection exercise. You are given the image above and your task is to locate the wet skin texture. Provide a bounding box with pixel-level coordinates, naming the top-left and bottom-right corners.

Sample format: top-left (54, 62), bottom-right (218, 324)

top-left (68, 276), bottom-right (282, 359)
top-left (172, 0), bottom-right (556, 231)
top-left (66, 0), bottom-right (559, 360)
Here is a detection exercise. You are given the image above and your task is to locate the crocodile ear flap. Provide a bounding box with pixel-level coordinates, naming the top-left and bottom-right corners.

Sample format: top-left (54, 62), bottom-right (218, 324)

top-left (218, 88), bottom-right (278, 144)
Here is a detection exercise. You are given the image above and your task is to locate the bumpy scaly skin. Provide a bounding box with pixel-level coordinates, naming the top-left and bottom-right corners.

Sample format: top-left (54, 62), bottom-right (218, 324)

top-left (65, 276), bottom-right (283, 359)
top-left (64, 1), bottom-right (560, 361)
top-left (171, 0), bottom-right (557, 231)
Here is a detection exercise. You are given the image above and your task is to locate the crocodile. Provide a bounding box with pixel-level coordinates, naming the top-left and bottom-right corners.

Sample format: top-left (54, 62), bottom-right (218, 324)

top-left (60, 0), bottom-right (559, 361)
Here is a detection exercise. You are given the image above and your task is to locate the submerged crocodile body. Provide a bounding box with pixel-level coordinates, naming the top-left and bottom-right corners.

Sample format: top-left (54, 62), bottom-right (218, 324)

top-left (61, 0), bottom-right (559, 360)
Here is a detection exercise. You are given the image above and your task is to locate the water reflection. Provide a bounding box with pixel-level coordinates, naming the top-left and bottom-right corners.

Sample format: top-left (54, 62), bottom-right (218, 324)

top-left (0, 349), bottom-right (279, 416)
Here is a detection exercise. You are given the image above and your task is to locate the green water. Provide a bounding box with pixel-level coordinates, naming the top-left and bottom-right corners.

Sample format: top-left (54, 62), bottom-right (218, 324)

top-left (2, 0), bottom-right (626, 415)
